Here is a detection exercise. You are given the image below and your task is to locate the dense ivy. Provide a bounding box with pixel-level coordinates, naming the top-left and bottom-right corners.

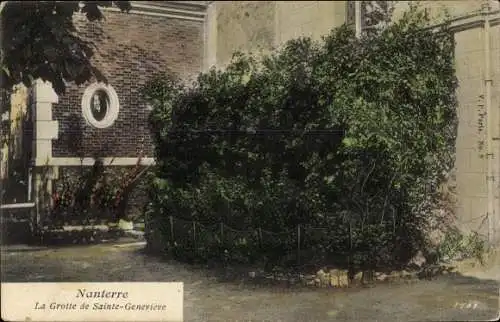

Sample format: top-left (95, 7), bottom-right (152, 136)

top-left (142, 6), bottom-right (457, 270)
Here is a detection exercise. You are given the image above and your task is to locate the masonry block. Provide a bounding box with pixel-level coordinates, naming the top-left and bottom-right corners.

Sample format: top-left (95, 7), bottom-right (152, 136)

top-left (454, 147), bottom-right (471, 172)
top-left (453, 196), bottom-right (487, 234)
top-left (35, 103), bottom-right (54, 121)
top-left (456, 172), bottom-right (489, 197)
top-left (34, 81), bottom-right (59, 104)
top-left (34, 141), bottom-right (53, 165)
top-left (469, 196), bottom-right (489, 219)
top-left (276, 0), bottom-right (341, 44)
top-left (36, 121), bottom-right (59, 140)
top-left (468, 149), bottom-right (488, 173)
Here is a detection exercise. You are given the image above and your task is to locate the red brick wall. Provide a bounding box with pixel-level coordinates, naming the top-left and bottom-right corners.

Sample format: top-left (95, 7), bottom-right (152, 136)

top-left (52, 10), bottom-right (204, 158)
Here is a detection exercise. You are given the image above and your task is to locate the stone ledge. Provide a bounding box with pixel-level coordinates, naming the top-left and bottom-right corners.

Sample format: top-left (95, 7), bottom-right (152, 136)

top-left (245, 265), bottom-right (461, 289)
top-left (122, 230), bottom-right (145, 240)
top-left (102, 1), bottom-right (207, 21)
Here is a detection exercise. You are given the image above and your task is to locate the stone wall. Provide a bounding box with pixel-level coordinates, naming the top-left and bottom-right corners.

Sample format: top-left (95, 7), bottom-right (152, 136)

top-left (206, 0), bottom-right (500, 243)
top-left (391, 0), bottom-right (500, 242)
top-left (207, 1), bottom-right (348, 68)
top-left (452, 21), bottom-right (499, 239)
top-left (213, 1), bottom-right (276, 68)
top-left (274, 1), bottom-right (346, 44)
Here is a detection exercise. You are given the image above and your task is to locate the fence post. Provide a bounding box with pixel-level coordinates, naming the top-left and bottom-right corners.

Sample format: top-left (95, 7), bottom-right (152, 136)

top-left (193, 221), bottom-right (197, 251)
top-left (257, 227), bottom-right (262, 249)
top-left (169, 216), bottom-right (174, 243)
top-left (297, 224), bottom-right (301, 266)
top-left (348, 221), bottom-right (352, 280)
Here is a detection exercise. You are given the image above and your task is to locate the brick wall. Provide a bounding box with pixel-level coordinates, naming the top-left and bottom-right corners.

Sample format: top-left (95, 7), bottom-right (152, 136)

top-left (52, 10), bottom-right (204, 158)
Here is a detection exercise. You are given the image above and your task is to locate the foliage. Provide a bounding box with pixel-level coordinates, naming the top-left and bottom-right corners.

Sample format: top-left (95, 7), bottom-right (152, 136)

top-left (143, 5), bottom-right (458, 271)
top-left (437, 227), bottom-right (487, 264)
top-left (0, 1), bottom-right (130, 96)
top-left (1, 86), bottom-right (34, 204)
top-left (0, 88), bottom-right (10, 145)
top-left (50, 157), bottom-right (145, 226)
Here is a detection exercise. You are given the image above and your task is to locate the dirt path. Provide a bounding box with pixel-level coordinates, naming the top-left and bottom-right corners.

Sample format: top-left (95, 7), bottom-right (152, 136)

top-left (1, 242), bottom-right (499, 321)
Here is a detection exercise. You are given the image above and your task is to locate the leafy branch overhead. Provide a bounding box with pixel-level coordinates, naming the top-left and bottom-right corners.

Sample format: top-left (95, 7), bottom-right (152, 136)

top-left (0, 1), bottom-right (131, 94)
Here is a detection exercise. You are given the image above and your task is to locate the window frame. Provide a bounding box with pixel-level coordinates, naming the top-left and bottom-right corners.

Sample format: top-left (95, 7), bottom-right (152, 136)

top-left (81, 83), bottom-right (120, 129)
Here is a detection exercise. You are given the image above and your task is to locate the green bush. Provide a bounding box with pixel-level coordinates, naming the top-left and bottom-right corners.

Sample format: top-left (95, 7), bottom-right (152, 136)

top-left (50, 158), bottom-right (146, 226)
top-left (438, 227), bottom-right (487, 264)
top-left (142, 6), bottom-right (457, 271)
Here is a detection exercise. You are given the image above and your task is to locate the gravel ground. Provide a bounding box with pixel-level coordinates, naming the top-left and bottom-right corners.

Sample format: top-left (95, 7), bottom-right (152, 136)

top-left (1, 241), bottom-right (499, 321)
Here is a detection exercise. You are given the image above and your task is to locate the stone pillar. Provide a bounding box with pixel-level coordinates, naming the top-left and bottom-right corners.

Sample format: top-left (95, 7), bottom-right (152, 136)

top-left (204, 1), bottom-right (217, 71)
top-left (31, 80), bottom-right (59, 228)
top-left (488, 5), bottom-right (500, 246)
top-left (482, 1), bottom-right (500, 246)
top-left (33, 80), bottom-right (58, 166)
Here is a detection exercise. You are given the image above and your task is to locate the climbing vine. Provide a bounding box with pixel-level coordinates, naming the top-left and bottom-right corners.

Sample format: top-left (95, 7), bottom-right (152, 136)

top-left (142, 5), bottom-right (458, 270)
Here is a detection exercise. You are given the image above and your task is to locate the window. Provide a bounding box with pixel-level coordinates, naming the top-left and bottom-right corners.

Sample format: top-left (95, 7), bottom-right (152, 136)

top-left (81, 83), bottom-right (119, 128)
top-left (90, 89), bottom-right (109, 121)
top-left (346, 1), bottom-right (394, 37)
top-left (362, 1), bottom-right (394, 33)
top-left (346, 1), bottom-right (356, 28)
